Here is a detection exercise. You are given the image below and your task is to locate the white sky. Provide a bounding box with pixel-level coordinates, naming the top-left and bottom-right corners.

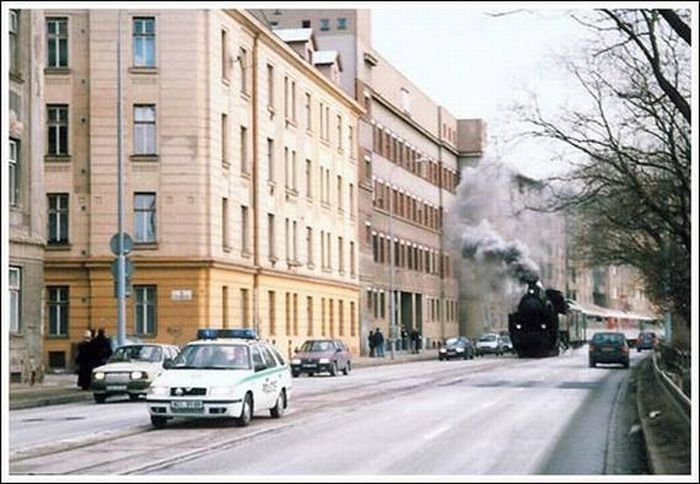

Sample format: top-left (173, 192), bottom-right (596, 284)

top-left (371, 5), bottom-right (594, 179)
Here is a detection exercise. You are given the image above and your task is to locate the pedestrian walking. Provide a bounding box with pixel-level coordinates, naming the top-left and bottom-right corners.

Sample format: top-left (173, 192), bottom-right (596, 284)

top-left (410, 329), bottom-right (421, 354)
top-left (75, 330), bottom-right (96, 390)
top-left (374, 328), bottom-right (385, 357)
top-left (94, 328), bottom-right (113, 365)
top-left (368, 330), bottom-right (376, 357)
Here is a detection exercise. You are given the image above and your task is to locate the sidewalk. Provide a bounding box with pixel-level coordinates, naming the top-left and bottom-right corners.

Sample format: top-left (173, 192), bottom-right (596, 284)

top-left (8, 349), bottom-right (438, 411)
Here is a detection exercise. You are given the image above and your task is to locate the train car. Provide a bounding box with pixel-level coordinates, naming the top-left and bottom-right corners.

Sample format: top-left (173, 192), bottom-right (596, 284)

top-left (563, 301), bottom-right (661, 347)
top-left (508, 281), bottom-right (568, 357)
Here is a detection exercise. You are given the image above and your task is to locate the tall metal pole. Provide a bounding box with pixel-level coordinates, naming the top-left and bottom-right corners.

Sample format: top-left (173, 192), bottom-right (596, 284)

top-left (116, 10), bottom-right (126, 347)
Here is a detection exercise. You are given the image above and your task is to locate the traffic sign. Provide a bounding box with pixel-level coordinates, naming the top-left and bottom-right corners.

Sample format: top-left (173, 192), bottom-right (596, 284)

top-left (110, 233), bottom-right (134, 255)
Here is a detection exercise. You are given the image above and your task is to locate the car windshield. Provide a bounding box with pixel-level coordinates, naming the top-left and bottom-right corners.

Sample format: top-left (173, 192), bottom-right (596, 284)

top-left (300, 340), bottom-right (334, 352)
top-left (501, 336), bottom-right (512, 343)
top-left (109, 345), bottom-right (162, 363)
top-left (171, 344), bottom-right (251, 370)
top-left (479, 334), bottom-right (497, 342)
top-left (445, 337), bottom-right (460, 346)
top-left (592, 333), bottom-right (625, 344)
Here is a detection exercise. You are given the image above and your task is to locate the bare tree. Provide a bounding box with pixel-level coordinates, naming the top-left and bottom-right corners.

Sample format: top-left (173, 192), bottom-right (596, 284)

top-left (517, 9), bottom-right (691, 326)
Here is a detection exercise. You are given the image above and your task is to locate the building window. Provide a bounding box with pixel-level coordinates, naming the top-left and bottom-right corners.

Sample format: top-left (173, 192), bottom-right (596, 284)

top-left (134, 285), bottom-right (157, 335)
top-left (222, 197), bottom-right (229, 249)
top-left (241, 288), bottom-right (250, 328)
top-left (306, 226), bottom-right (313, 267)
top-left (47, 286), bottom-right (69, 337)
top-left (9, 267), bottom-right (21, 334)
top-left (240, 126), bottom-right (248, 174)
top-left (133, 17), bottom-right (155, 68)
top-left (47, 105), bottom-right (69, 156)
top-left (337, 18), bottom-right (348, 30)
top-left (305, 93), bottom-right (312, 131)
top-left (307, 296), bottom-right (313, 336)
top-left (47, 193), bottom-right (69, 244)
top-left (222, 286), bottom-right (229, 327)
top-left (302, 20), bottom-right (311, 28)
top-left (350, 241), bottom-right (355, 276)
top-left (241, 205), bottom-right (249, 254)
top-left (305, 159), bottom-right (312, 198)
top-left (46, 17), bottom-right (68, 68)
top-left (239, 47), bottom-right (248, 94)
top-left (268, 213), bottom-right (276, 260)
top-left (134, 192), bottom-right (156, 243)
top-left (320, 19), bottom-right (330, 31)
top-left (338, 236), bottom-right (344, 273)
top-left (400, 87), bottom-right (411, 114)
top-left (268, 290), bottom-right (276, 335)
top-left (221, 113), bottom-right (229, 165)
top-left (267, 138), bottom-right (275, 182)
top-left (337, 115), bottom-right (343, 150)
top-left (267, 64), bottom-right (274, 108)
top-left (293, 220), bottom-right (298, 262)
top-left (221, 29), bottom-right (230, 80)
top-left (337, 176), bottom-right (343, 209)
top-left (10, 10), bottom-right (19, 74)
top-left (9, 139), bottom-right (20, 207)
top-left (134, 105), bottom-right (156, 155)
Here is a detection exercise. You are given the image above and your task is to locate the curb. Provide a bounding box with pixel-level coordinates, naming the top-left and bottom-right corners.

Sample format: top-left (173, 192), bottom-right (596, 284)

top-left (352, 352), bottom-right (437, 368)
top-left (10, 391), bottom-right (93, 410)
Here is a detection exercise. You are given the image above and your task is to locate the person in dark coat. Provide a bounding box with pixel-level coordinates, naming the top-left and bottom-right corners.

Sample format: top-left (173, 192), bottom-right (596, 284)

top-left (373, 328), bottom-right (385, 357)
top-left (94, 328), bottom-right (113, 365)
top-left (75, 330), bottom-right (96, 390)
top-left (368, 330), bottom-right (376, 357)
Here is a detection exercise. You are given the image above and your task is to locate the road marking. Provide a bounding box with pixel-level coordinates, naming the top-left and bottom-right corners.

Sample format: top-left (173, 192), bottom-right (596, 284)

top-left (423, 424), bottom-right (450, 441)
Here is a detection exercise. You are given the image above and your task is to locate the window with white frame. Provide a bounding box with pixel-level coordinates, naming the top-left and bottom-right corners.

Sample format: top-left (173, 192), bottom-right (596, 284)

top-left (240, 126), bottom-right (248, 174)
top-left (47, 105), bottom-right (69, 156)
top-left (133, 17), bottom-right (155, 67)
top-left (9, 139), bottom-right (20, 207)
top-left (47, 286), bottom-right (69, 337)
top-left (48, 193), bottom-right (69, 244)
top-left (10, 267), bottom-right (21, 334)
top-left (239, 47), bottom-right (248, 94)
top-left (134, 285), bottom-right (157, 335)
top-left (10, 10), bottom-right (19, 74)
top-left (134, 192), bottom-right (156, 242)
top-left (241, 205), bottom-right (249, 254)
top-left (134, 105), bottom-right (156, 155)
top-left (46, 17), bottom-right (68, 68)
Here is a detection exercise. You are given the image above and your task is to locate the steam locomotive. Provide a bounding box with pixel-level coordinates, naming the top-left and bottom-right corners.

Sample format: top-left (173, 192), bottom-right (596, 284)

top-left (508, 281), bottom-right (568, 357)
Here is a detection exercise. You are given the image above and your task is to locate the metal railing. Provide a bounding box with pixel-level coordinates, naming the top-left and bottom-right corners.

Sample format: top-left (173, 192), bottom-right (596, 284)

top-left (652, 344), bottom-right (691, 418)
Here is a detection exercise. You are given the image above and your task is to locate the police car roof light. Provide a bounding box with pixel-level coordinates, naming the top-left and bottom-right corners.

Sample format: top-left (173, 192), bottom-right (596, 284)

top-left (197, 328), bottom-right (258, 340)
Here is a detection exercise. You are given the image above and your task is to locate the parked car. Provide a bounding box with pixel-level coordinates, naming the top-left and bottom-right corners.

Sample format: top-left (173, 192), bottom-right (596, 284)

top-left (636, 331), bottom-right (658, 352)
top-left (91, 343), bottom-right (181, 403)
top-left (146, 328), bottom-right (292, 429)
top-left (290, 339), bottom-right (352, 377)
top-left (499, 334), bottom-right (514, 353)
top-left (475, 333), bottom-right (505, 356)
top-left (589, 332), bottom-right (629, 368)
top-left (439, 336), bottom-right (475, 360)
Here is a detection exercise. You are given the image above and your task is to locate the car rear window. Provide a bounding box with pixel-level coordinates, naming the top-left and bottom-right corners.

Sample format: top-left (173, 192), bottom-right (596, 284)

top-left (592, 333), bottom-right (625, 344)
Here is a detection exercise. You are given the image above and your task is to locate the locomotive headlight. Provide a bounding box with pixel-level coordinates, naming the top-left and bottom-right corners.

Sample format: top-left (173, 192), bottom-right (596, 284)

top-left (516, 324), bottom-right (522, 330)
top-left (540, 324), bottom-right (547, 330)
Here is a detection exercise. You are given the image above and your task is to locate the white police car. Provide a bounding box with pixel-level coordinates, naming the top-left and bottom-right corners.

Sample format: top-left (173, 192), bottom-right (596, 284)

top-left (146, 329), bottom-right (291, 429)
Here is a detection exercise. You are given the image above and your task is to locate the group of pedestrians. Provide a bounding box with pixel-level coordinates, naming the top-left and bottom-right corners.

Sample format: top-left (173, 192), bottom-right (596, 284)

top-left (367, 327), bottom-right (422, 357)
top-left (75, 328), bottom-right (113, 390)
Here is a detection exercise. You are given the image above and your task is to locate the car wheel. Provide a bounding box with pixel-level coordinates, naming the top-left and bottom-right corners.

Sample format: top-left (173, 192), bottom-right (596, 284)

top-left (343, 361), bottom-right (351, 375)
top-left (150, 416), bottom-right (167, 429)
top-left (129, 393), bottom-right (140, 402)
top-left (292, 371), bottom-right (300, 378)
top-left (623, 361), bottom-right (630, 369)
top-left (329, 362), bottom-right (337, 376)
top-left (236, 393), bottom-right (253, 427)
top-left (93, 393), bottom-right (106, 404)
top-left (637, 348), bottom-right (641, 353)
top-left (589, 359), bottom-right (595, 368)
top-left (438, 356), bottom-right (444, 361)
top-left (269, 389), bottom-right (286, 419)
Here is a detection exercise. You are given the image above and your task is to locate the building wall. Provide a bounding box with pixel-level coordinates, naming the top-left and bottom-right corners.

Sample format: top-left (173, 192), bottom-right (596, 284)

top-left (9, 9), bottom-right (46, 383)
top-left (39, 8), bottom-right (363, 369)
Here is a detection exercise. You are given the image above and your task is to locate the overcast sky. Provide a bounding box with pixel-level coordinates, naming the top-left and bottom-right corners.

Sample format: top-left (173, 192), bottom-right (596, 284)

top-left (370, 5), bottom-right (594, 179)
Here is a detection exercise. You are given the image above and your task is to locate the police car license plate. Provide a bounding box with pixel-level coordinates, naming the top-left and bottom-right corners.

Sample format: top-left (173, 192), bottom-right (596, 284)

top-left (171, 400), bottom-right (203, 411)
top-left (107, 385), bottom-right (127, 391)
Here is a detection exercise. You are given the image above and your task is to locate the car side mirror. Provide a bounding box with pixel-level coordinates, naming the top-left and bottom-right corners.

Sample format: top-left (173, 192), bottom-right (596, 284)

top-left (336, 347), bottom-right (343, 353)
top-left (254, 363), bottom-right (266, 372)
top-left (163, 358), bottom-right (173, 369)
top-left (294, 347), bottom-right (299, 353)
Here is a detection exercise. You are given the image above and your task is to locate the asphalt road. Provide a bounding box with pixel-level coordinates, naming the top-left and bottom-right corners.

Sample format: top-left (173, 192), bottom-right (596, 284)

top-left (9, 347), bottom-right (648, 476)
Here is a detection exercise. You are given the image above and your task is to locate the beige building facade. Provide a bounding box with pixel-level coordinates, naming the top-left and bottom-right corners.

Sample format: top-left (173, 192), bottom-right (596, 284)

top-left (8, 9), bottom-right (46, 383)
top-left (38, 8), bottom-right (363, 371)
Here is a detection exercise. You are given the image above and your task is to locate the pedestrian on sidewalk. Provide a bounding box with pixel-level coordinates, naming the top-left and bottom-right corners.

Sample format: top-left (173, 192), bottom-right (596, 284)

top-left (94, 328), bottom-right (113, 365)
top-left (374, 328), bottom-right (385, 357)
top-left (75, 330), bottom-right (97, 390)
top-left (410, 329), bottom-right (421, 354)
top-left (368, 330), bottom-right (376, 357)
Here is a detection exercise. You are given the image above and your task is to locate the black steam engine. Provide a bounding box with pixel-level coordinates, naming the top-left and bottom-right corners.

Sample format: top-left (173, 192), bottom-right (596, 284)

top-left (508, 281), bottom-right (568, 357)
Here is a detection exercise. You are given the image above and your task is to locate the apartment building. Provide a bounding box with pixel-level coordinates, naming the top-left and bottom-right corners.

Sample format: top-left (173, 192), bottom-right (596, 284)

top-left (8, 9), bottom-right (46, 383)
top-left (258, 9), bottom-right (486, 353)
top-left (39, 8), bottom-right (363, 371)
